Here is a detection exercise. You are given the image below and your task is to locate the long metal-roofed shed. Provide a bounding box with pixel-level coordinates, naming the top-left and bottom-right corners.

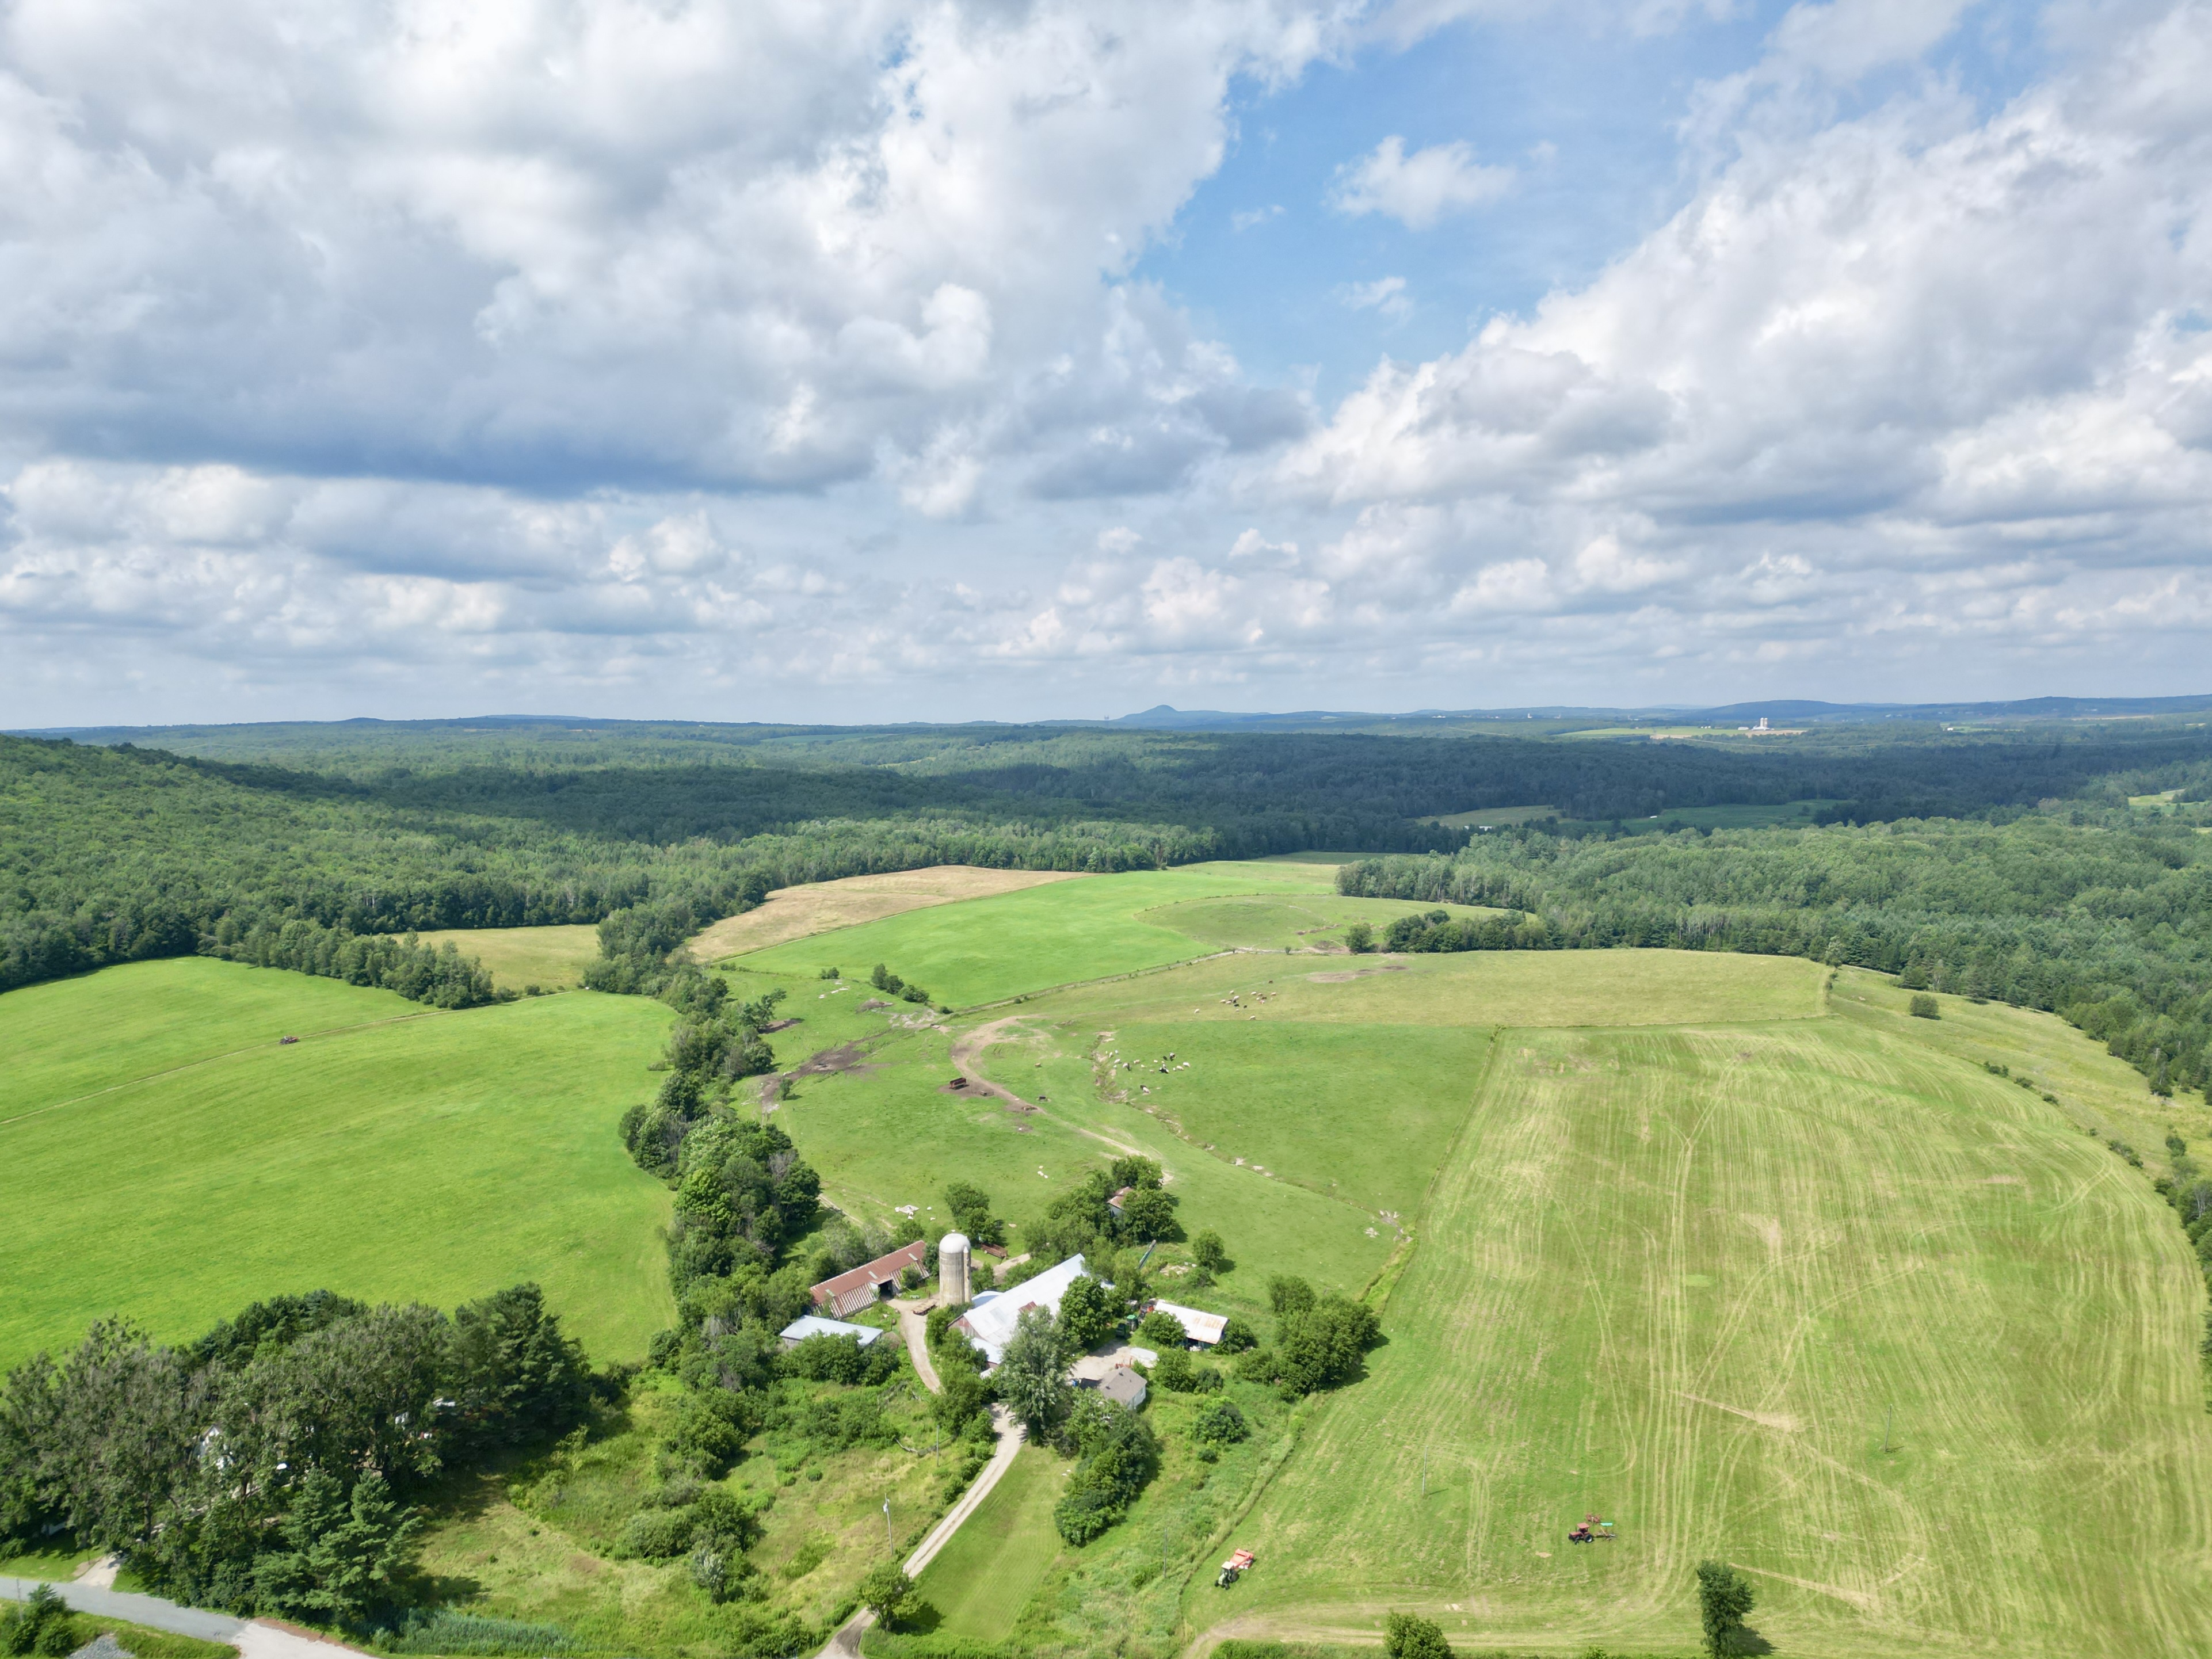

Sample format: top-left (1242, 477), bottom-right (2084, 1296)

top-left (779, 1315), bottom-right (888, 1349)
top-left (1147, 1299), bottom-right (1228, 1347)
top-left (809, 1240), bottom-right (929, 1317)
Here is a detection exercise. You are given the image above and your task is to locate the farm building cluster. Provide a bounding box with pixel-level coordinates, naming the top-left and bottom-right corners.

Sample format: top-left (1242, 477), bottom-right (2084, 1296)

top-left (790, 1231), bottom-right (1229, 1409)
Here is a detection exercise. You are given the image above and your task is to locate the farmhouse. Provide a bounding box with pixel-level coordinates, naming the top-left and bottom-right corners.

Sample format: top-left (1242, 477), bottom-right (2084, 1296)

top-left (954, 1253), bottom-right (1090, 1364)
top-left (1147, 1299), bottom-right (1227, 1347)
top-left (778, 1314), bottom-right (887, 1349)
top-left (809, 1240), bottom-right (929, 1317)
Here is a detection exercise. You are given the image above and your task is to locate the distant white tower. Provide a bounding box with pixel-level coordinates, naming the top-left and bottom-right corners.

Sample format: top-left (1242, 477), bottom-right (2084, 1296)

top-left (939, 1233), bottom-right (972, 1305)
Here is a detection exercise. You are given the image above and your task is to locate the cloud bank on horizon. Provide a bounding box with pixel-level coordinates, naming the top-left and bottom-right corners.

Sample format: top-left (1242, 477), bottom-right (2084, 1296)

top-left (1, 0), bottom-right (2206, 723)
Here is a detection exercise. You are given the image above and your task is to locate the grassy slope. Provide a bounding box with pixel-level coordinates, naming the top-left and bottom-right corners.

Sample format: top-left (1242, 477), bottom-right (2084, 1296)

top-left (415, 924), bottom-right (602, 991)
top-left (0, 960), bottom-right (674, 1368)
top-left (1211, 1010), bottom-right (2212, 1658)
top-left (730, 862), bottom-right (1338, 1006)
top-left (912, 1444), bottom-right (1069, 1639)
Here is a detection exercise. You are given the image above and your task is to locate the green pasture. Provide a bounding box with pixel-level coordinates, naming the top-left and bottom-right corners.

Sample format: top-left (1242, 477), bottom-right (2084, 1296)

top-left (415, 923), bottom-right (601, 990)
top-left (0, 958), bottom-right (417, 1122)
top-left (912, 1446), bottom-right (1068, 1639)
top-left (729, 863), bottom-right (1337, 1006)
top-left (1424, 805), bottom-right (1560, 828)
top-left (1086, 1021), bottom-right (1490, 1222)
top-left (1135, 894), bottom-right (1502, 953)
top-left (1212, 1015), bottom-right (2212, 1658)
top-left (0, 960), bottom-right (675, 1370)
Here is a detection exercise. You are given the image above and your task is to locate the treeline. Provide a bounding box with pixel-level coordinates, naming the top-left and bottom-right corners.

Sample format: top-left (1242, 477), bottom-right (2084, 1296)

top-left (12, 718), bottom-right (2212, 1007)
top-left (0, 1286), bottom-right (594, 1620)
top-left (1340, 814), bottom-right (2212, 1097)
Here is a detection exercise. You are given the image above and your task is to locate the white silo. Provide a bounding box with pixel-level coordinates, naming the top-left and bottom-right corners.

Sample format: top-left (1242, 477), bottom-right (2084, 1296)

top-left (939, 1232), bottom-right (972, 1305)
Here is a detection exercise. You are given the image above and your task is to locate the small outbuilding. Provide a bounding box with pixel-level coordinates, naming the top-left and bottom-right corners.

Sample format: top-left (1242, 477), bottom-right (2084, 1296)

top-left (809, 1240), bottom-right (930, 1317)
top-left (1094, 1364), bottom-right (1147, 1409)
top-left (1147, 1299), bottom-right (1228, 1347)
top-left (778, 1315), bottom-right (888, 1350)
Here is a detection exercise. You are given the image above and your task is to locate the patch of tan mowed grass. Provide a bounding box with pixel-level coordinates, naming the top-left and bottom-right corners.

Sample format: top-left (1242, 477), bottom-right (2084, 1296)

top-left (688, 865), bottom-right (1088, 959)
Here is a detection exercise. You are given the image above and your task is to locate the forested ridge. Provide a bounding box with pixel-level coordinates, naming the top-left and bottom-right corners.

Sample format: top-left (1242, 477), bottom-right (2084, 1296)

top-left (1341, 811), bottom-right (2212, 1097)
top-left (7, 718), bottom-right (2212, 1025)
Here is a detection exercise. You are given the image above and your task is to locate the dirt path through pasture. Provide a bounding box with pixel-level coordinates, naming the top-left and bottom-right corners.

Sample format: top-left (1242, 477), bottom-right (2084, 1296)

top-left (951, 1017), bottom-right (1150, 1158)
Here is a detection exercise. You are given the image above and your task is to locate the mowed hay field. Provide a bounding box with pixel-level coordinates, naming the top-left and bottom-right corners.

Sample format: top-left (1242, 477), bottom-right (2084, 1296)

top-left (1212, 1006), bottom-right (2212, 1658)
top-left (0, 959), bottom-right (676, 1370)
top-left (912, 1445), bottom-right (1069, 1639)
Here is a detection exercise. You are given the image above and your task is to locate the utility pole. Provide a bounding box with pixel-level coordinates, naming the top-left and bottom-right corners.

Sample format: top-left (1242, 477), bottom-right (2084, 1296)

top-left (1882, 1406), bottom-right (1893, 1456)
top-left (884, 1497), bottom-right (894, 1552)
top-left (1421, 1447), bottom-right (1427, 1499)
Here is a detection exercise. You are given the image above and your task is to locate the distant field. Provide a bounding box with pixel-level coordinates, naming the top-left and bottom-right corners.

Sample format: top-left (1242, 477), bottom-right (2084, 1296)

top-left (912, 1445), bottom-right (1068, 1639)
top-left (0, 959), bottom-right (674, 1369)
top-left (1134, 893), bottom-right (1502, 952)
top-left (1211, 1015), bottom-right (2212, 1658)
top-left (1424, 804), bottom-right (1560, 828)
top-left (732, 863), bottom-right (1338, 1006)
top-left (690, 865), bottom-right (1088, 960)
top-left (415, 922), bottom-right (601, 990)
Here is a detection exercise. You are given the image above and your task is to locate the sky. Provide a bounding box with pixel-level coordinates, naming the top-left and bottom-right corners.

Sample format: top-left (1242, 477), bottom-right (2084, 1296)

top-left (2, 0), bottom-right (2208, 726)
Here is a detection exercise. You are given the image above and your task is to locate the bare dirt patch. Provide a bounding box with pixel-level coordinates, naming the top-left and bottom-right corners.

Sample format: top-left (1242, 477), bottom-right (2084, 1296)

top-left (684, 865), bottom-right (1088, 960)
top-left (793, 1043), bottom-right (879, 1080)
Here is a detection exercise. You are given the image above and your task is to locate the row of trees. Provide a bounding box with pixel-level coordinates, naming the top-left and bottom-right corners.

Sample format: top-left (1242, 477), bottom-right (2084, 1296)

top-left (1340, 813), bottom-right (2212, 1098)
top-left (0, 1286), bottom-right (593, 1621)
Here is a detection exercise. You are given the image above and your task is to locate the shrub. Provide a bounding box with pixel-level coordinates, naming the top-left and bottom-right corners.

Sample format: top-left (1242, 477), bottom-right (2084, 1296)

top-left (1191, 1231), bottom-right (1230, 1275)
top-left (1192, 1397), bottom-right (1248, 1446)
top-left (1136, 1309), bottom-right (1187, 1348)
top-left (1909, 993), bottom-right (1940, 1019)
top-left (1214, 1315), bottom-right (1258, 1353)
top-left (1343, 921), bottom-right (1374, 954)
top-left (616, 1506), bottom-right (696, 1559)
top-left (1151, 1348), bottom-right (1220, 1393)
top-left (1382, 1612), bottom-right (1451, 1659)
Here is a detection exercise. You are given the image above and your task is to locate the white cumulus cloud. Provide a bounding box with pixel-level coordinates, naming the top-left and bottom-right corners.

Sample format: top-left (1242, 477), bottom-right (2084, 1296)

top-left (1329, 136), bottom-right (1516, 230)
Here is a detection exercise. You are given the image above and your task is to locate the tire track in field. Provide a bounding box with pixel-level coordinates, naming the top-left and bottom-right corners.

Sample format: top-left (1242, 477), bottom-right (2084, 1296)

top-left (0, 1009), bottom-right (445, 1130)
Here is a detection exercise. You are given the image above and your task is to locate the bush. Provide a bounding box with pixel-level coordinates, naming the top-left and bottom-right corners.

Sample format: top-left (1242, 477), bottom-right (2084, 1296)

top-left (858, 1563), bottom-right (916, 1627)
top-left (1151, 1348), bottom-right (1220, 1394)
top-left (615, 1506), bottom-right (696, 1559)
top-left (1136, 1309), bottom-right (1187, 1348)
top-left (1192, 1397), bottom-right (1248, 1446)
top-left (1214, 1315), bottom-right (1258, 1353)
top-left (1268, 1276), bottom-right (1316, 1320)
top-left (1909, 993), bottom-right (1939, 1019)
top-left (1382, 1612), bottom-right (1451, 1659)
top-left (1343, 921), bottom-right (1374, 954)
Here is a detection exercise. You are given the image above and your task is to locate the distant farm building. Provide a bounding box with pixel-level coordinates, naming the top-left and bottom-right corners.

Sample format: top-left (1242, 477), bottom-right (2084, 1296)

top-left (810, 1240), bottom-right (929, 1316)
top-left (1147, 1299), bottom-right (1227, 1347)
top-left (955, 1253), bottom-right (1090, 1364)
top-left (778, 1314), bottom-right (888, 1350)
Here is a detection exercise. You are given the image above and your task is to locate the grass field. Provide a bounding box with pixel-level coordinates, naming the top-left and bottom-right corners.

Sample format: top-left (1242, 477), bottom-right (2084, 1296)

top-left (689, 866), bottom-right (1088, 959)
top-left (415, 924), bottom-right (601, 990)
top-left (0, 959), bottom-right (675, 1369)
top-left (912, 1446), bottom-right (1068, 1639)
top-left (733, 863), bottom-right (1340, 1006)
top-left (1205, 1011), bottom-right (2212, 1658)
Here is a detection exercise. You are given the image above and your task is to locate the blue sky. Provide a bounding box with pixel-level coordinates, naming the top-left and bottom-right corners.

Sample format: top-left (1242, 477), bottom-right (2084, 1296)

top-left (0, 0), bottom-right (2204, 724)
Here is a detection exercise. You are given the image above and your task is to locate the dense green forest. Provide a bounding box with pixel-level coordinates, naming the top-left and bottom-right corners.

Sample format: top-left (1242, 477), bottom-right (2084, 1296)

top-left (6, 717), bottom-right (2212, 1035)
top-left (1340, 811), bottom-right (2212, 1099)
